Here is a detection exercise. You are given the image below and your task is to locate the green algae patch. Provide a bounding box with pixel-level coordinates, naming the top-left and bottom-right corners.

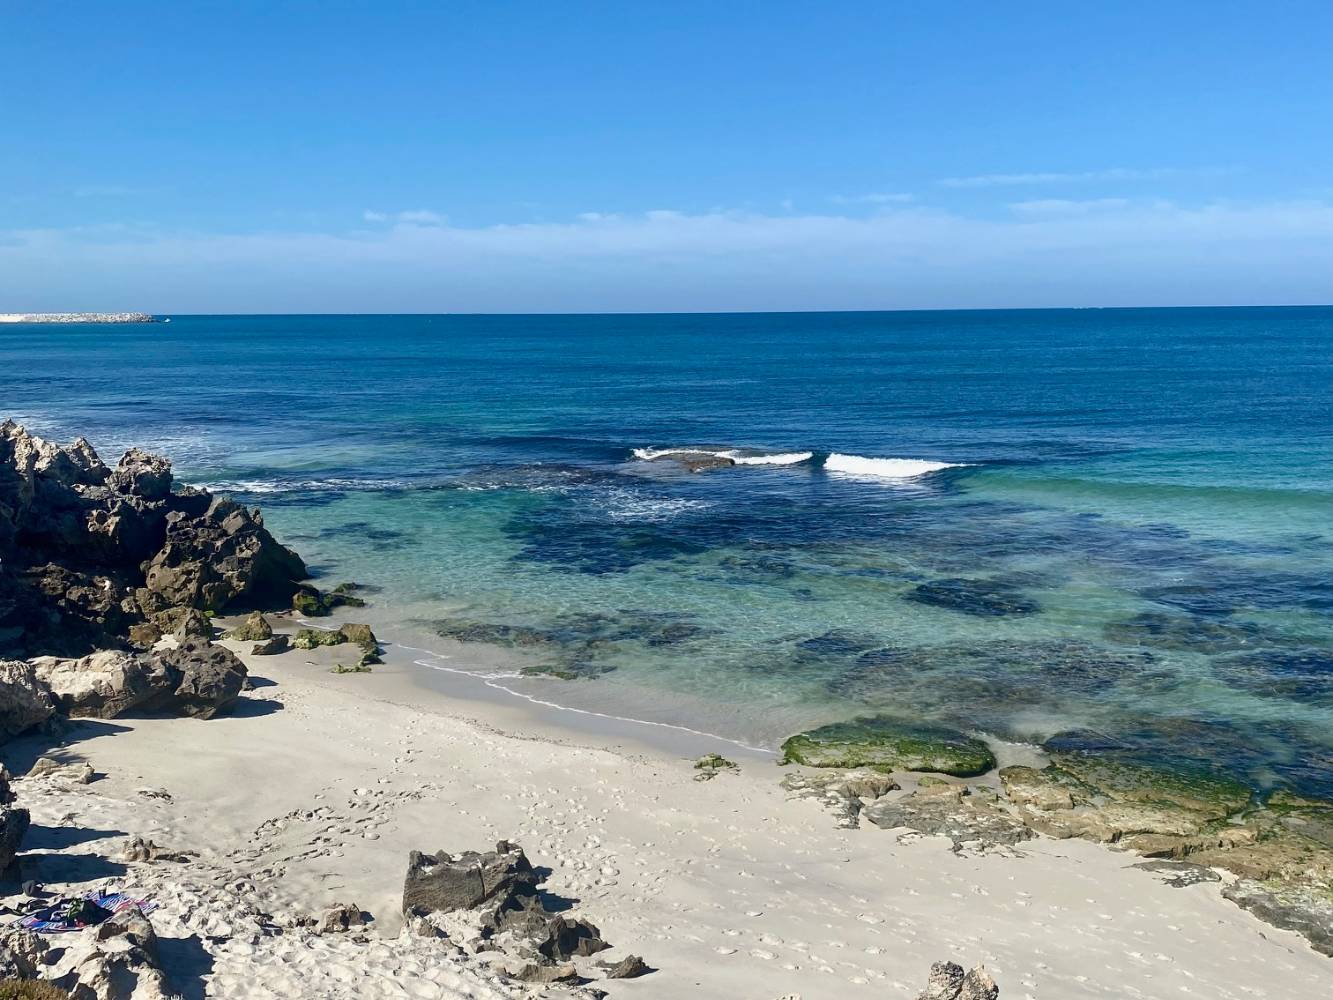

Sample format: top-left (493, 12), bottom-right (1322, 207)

top-left (293, 628), bottom-right (345, 650)
top-left (226, 611), bottom-right (272, 642)
top-left (1049, 753), bottom-right (1253, 818)
top-left (337, 622), bottom-right (379, 653)
top-left (780, 716), bottom-right (996, 777)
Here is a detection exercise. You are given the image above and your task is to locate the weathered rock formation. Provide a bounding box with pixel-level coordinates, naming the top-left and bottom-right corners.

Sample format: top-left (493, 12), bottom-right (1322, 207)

top-left (0, 420), bottom-right (307, 661)
top-left (32, 651), bottom-right (171, 719)
top-left (402, 841), bottom-right (629, 986)
top-left (917, 961), bottom-right (999, 1000)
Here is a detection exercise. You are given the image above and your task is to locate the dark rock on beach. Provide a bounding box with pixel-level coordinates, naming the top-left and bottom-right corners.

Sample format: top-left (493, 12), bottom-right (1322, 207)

top-left (251, 633), bottom-right (291, 656)
top-left (144, 640), bottom-right (248, 719)
top-left (403, 840), bottom-right (539, 916)
top-left (402, 841), bottom-right (629, 984)
top-left (0, 420), bottom-right (308, 661)
top-left (916, 961), bottom-right (999, 1000)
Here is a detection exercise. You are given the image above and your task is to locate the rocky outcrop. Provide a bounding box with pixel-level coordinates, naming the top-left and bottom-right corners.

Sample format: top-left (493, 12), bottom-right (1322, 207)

top-left (0, 803), bottom-right (30, 871)
top-left (1222, 879), bottom-right (1333, 957)
top-left (0, 421), bottom-right (308, 660)
top-left (0, 660), bottom-right (56, 738)
top-left (144, 641), bottom-right (247, 719)
top-left (142, 499), bottom-right (306, 612)
top-left (292, 582), bottom-right (366, 617)
top-left (403, 841), bottom-right (538, 917)
top-left (32, 651), bottom-right (172, 719)
top-left (225, 612), bottom-right (272, 642)
top-left (50, 904), bottom-right (170, 999)
top-left (250, 634), bottom-right (290, 656)
top-left (402, 841), bottom-right (630, 986)
top-left (917, 961), bottom-right (999, 1000)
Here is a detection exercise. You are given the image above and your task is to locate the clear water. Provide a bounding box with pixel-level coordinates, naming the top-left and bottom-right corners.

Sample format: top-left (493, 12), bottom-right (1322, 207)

top-left (5, 309), bottom-right (1333, 793)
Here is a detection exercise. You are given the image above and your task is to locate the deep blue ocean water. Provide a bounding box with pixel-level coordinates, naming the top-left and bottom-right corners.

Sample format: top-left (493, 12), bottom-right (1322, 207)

top-left (5, 309), bottom-right (1333, 793)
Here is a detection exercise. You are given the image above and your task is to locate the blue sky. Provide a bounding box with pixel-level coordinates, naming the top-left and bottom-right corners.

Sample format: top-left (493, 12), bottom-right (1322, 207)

top-left (3, 1), bottom-right (1332, 312)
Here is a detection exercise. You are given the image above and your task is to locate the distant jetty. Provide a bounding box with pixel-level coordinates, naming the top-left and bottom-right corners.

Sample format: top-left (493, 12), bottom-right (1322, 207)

top-left (0, 312), bottom-right (158, 324)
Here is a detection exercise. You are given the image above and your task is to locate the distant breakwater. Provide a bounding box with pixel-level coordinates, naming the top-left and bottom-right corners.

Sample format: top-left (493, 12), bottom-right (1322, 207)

top-left (0, 312), bottom-right (158, 324)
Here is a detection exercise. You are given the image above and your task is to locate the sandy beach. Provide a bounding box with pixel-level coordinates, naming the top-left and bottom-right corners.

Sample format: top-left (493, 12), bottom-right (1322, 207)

top-left (2, 613), bottom-right (1328, 999)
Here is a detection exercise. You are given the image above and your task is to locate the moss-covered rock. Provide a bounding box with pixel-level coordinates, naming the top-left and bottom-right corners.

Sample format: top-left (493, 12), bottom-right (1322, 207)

top-left (292, 628), bottom-right (345, 650)
top-left (337, 623), bottom-right (378, 654)
top-left (226, 612), bottom-right (272, 642)
top-left (331, 662), bottom-right (372, 674)
top-left (780, 716), bottom-right (996, 777)
top-left (292, 585), bottom-right (330, 617)
top-left (694, 753), bottom-right (738, 780)
top-left (293, 583), bottom-right (369, 617)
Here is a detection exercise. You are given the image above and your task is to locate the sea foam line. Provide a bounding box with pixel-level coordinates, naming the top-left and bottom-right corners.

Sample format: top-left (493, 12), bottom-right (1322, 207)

top-left (386, 640), bottom-right (775, 755)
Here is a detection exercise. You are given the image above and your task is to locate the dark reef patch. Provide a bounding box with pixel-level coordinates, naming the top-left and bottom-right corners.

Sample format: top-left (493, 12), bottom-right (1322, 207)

top-left (904, 577), bottom-right (1041, 617)
top-left (1103, 611), bottom-right (1267, 654)
top-left (427, 608), bottom-right (716, 679)
top-left (1213, 648), bottom-right (1333, 702)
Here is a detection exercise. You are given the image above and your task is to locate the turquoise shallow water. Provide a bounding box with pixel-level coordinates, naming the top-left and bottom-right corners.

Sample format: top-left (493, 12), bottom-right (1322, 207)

top-left (4, 309), bottom-right (1333, 793)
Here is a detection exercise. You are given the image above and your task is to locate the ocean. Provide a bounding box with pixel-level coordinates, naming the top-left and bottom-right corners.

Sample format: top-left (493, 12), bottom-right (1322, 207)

top-left (6, 308), bottom-right (1333, 794)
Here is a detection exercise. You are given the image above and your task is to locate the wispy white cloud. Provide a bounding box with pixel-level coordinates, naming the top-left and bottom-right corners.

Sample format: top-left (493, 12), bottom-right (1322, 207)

top-left (1008, 197), bottom-right (1134, 216)
top-left (4, 198), bottom-right (1331, 312)
top-left (938, 167), bottom-right (1230, 188)
top-left (828, 192), bottom-right (915, 205)
top-left (363, 209), bottom-right (445, 225)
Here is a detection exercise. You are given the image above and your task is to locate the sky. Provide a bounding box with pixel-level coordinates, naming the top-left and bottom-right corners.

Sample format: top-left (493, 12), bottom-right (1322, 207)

top-left (3, 1), bottom-right (1332, 313)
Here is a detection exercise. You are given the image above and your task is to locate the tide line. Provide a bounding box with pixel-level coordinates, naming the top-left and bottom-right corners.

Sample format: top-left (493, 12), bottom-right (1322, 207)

top-left (395, 643), bottom-right (776, 755)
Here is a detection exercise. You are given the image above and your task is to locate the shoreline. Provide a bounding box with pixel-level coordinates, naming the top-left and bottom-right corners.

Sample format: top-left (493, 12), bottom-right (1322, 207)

top-left (5, 619), bottom-right (1330, 997)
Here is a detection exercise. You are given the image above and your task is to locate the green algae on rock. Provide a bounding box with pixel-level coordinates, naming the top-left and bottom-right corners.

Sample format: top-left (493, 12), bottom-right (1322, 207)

top-left (780, 716), bottom-right (996, 777)
top-left (226, 612), bottom-right (272, 642)
top-left (292, 582), bottom-right (368, 617)
top-left (336, 622), bottom-right (379, 653)
top-left (292, 628), bottom-right (345, 650)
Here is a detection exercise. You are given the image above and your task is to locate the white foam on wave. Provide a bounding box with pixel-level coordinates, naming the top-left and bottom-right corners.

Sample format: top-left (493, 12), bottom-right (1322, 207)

top-left (727, 451), bottom-right (814, 466)
top-left (823, 453), bottom-right (966, 479)
top-left (631, 446), bottom-right (813, 466)
top-left (192, 477), bottom-right (410, 494)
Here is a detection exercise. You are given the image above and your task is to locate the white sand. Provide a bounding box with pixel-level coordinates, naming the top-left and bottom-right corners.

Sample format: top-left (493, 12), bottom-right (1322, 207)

top-left (3, 629), bottom-right (1330, 999)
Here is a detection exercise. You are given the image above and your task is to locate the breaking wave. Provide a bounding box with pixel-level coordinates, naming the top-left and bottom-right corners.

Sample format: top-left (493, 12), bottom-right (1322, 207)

top-left (823, 454), bottom-right (966, 479)
top-left (631, 447), bottom-right (813, 466)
